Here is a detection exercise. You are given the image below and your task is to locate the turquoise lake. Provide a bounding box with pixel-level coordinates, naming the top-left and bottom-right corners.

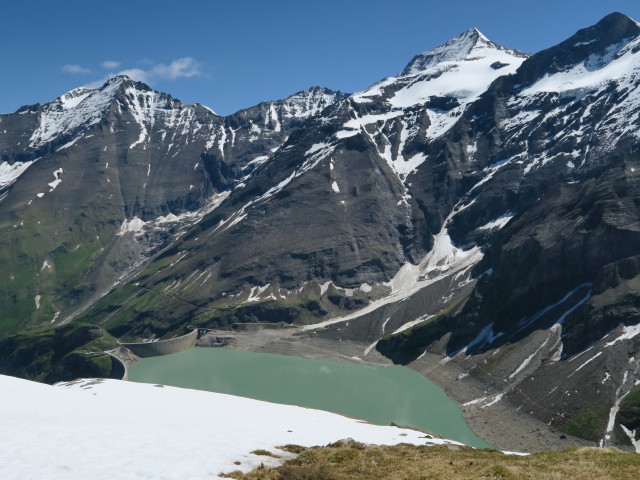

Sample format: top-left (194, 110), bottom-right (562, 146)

top-left (128, 347), bottom-right (491, 448)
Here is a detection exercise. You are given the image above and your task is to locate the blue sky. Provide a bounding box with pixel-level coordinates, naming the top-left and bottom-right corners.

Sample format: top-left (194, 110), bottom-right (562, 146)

top-left (2, 0), bottom-right (640, 116)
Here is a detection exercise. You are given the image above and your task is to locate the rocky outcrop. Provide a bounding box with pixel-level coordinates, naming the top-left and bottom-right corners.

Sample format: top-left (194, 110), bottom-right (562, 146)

top-left (0, 324), bottom-right (119, 384)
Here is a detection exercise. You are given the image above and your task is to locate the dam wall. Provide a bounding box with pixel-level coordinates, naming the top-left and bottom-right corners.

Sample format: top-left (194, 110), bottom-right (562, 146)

top-left (120, 329), bottom-right (198, 358)
top-left (108, 353), bottom-right (128, 380)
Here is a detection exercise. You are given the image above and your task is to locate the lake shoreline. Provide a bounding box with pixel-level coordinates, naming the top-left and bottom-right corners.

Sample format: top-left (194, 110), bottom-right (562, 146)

top-left (111, 325), bottom-right (591, 452)
top-left (190, 327), bottom-right (592, 453)
top-left (127, 337), bottom-right (490, 448)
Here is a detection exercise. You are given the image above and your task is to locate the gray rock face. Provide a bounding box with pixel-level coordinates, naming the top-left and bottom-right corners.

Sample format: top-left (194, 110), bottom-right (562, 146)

top-left (376, 13), bottom-right (640, 445)
top-left (0, 76), bottom-right (345, 331)
top-left (70, 24), bottom-right (531, 339)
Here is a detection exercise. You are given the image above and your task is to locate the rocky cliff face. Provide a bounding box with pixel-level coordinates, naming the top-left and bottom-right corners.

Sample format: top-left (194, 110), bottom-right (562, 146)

top-left (0, 77), bottom-right (345, 332)
top-left (376, 13), bottom-right (640, 446)
top-left (3, 12), bottom-right (640, 447)
top-left (68, 24), bottom-right (532, 339)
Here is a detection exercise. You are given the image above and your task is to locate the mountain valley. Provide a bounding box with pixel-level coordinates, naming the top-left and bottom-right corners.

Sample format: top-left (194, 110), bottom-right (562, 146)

top-left (3, 12), bottom-right (640, 453)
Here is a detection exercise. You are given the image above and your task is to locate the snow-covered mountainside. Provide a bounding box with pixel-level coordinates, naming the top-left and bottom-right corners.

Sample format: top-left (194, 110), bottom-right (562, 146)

top-left (0, 374), bottom-right (460, 479)
top-left (376, 12), bottom-right (640, 448)
top-left (400, 28), bottom-right (524, 74)
top-left (3, 11), bottom-right (640, 450)
top-left (347, 28), bottom-right (528, 174)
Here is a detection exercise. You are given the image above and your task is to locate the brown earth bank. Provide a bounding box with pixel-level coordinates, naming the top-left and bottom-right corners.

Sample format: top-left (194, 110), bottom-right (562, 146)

top-left (194, 327), bottom-right (593, 453)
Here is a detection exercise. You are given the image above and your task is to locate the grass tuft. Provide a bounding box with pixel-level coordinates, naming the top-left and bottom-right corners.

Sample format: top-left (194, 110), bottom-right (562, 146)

top-left (250, 449), bottom-right (281, 458)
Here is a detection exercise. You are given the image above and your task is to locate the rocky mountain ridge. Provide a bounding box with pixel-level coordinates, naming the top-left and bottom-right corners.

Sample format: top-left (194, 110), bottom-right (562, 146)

top-left (0, 77), bottom-right (346, 332)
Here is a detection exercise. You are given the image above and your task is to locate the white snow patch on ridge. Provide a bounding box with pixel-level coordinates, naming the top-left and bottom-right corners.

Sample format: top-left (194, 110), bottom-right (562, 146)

top-left (30, 78), bottom-right (125, 148)
top-left (571, 352), bottom-right (603, 376)
top-left (306, 142), bottom-right (332, 156)
top-left (58, 88), bottom-right (93, 109)
top-left (246, 284), bottom-right (271, 302)
top-left (342, 110), bottom-right (404, 131)
top-left (0, 160), bottom-right (35, 188)
top-left (392, 314), bottom-right (433, 335)
top-left (452, 323), bottom-right (504, 358)
top-left (509, 324), bottom-right (562, 379)
top-left (390, 46), bottom-right (525, 110)
top-left (117, 217), bottom-right (145, 236)
top-left (621, 425), bottom-right (640, 453)
top-left (513, 283), bottom-right (592, 336)
top-left (477, 212), bottom-right (514, 231)
top-left (605, 323), bottom-right (640, 347)
top-left (0, 375), bottom-right (462, 480)
top-left (481, 393), bottom-right (504, 409)
top-left (522, 37), bottom-right (640, 96)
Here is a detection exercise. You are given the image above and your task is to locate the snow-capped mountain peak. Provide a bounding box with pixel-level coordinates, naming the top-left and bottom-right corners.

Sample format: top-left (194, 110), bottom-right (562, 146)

top-left (347, 30), bottom-right (528, 146)
top-left (29, 77), bottom-right (129, 148)
top-left (400, 28), bottom-right (527, 76)
top-left (104, 73), bottom-right (133, 85)
top-left (279, 86), bottom-right (345, 119)
top-left (517, 12), bottom-right (640, 88)
top-left (27, 76), bottom-right (190, 149)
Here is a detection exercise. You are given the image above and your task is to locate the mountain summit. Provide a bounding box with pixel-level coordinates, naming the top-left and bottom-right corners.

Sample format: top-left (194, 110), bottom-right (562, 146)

top-left (400, 27), bottom-right (528, 76)
top-left (517, 12), bottom-right (640, 86)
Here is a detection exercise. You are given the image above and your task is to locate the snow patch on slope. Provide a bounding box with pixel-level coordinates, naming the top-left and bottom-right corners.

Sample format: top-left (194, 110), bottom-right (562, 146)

top-left (117, 217), bottom-right (145, 236)
top-left (48, 168), bottom-right (63, 191)
top-left (0, 375), bottom-right (461, 480)
top-left (605, 323), bottom-right (640, 347)
top-left (522, 37), bottom-right (640, 96)
top-left (0, 160), bottom-right (35, 188)
top-left (509, 324), bottom-right (562, 379)
top-left (125, 191), bottom-right (231, 240)
top-left (477, 212), bottom-right (514, 231)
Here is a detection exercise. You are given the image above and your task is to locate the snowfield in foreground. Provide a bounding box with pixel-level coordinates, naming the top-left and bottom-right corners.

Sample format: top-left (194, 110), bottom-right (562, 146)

top-left (0, 375), bottom-right (461, 479)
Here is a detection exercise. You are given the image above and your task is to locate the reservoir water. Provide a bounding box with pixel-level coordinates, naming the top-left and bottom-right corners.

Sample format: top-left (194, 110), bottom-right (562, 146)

top-left (128, 347), bottom-right (491, 448)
